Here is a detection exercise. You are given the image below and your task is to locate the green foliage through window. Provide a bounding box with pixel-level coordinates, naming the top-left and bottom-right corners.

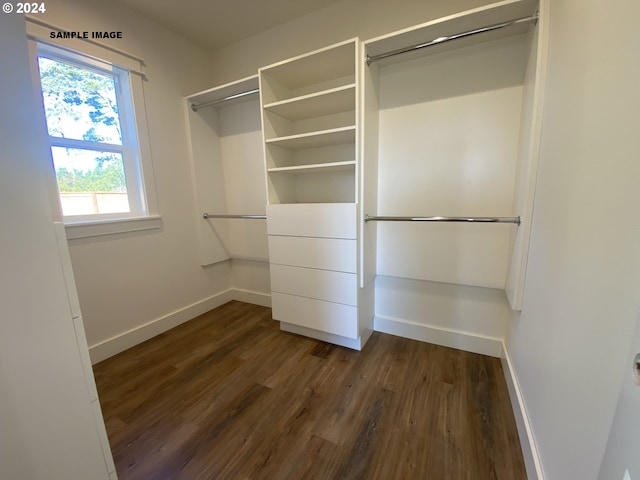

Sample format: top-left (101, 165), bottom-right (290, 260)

top-left (54, 156), bottom-right (126, 193)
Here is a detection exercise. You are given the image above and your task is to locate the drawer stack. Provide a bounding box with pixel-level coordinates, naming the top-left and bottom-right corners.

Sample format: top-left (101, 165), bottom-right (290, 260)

top-left (260, 39), bottom-right (372, 350)
top-left (266, 203), bottom-right (359, 341)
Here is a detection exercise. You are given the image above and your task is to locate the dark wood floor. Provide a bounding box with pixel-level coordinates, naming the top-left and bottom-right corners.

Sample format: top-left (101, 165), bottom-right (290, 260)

top-left (93, 301), bottom-right (526, 480)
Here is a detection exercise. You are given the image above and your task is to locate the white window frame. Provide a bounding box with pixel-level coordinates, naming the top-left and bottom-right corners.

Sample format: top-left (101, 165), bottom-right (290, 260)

top-left (26, 20), bottom-right (160, 239)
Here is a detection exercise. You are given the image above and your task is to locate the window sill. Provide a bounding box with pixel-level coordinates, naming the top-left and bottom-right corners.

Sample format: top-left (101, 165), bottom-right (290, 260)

top-left (64, 215), bottom-right (162, 240)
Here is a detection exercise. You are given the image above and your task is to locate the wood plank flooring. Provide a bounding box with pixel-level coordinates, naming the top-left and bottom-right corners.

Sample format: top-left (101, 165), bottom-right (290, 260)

top-left (93, 301), bottom-right (526, 480)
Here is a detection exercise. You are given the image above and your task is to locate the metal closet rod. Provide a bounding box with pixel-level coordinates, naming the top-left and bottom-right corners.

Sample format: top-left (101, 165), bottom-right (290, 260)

top-left (191, 88), bottom-right (259, 112)
top-left (366, 12), bottom-right (539, 66)
top-left (365, 215), bottom-right (521, 225)
top-left (202, 213), bottom-right (266, 219)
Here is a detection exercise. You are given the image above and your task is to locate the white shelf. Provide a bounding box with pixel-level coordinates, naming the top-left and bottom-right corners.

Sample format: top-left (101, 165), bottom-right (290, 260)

top-left (263, 84), bottom-right (356, 120)
top-left (268, 160), bottom-right (355, 175)
top-left (266, 126), bottom-right (355, 150)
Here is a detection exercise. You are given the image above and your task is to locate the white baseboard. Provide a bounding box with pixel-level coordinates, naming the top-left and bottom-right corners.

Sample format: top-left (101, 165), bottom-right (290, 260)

top-left (233, 289), bottom-right (272, 307)
top-left (501, 342), bottom-right (544, 480)
top-left (88, 288), bottom-right (270, 364)
top-left (373, 314), bottom-right (503, 358)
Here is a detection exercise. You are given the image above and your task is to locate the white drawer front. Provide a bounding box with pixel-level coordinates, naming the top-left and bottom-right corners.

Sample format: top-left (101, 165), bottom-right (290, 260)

top-left (268, 236), bottom-right (356, 272)
top-left (266, 203), bottom-right (356, 238)
top-left (270, 264), bottom-right (357, 306)
top-left (272, 292), bottom-right (358, 339)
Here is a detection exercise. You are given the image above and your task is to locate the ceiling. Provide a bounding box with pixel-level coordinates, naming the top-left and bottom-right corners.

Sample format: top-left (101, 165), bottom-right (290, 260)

top-left (112, 0), bottom-right (345, 51)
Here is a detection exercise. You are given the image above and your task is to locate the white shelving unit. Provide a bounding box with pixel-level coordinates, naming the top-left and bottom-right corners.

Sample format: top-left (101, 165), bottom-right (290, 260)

top-left (260, 39), bottom-right (373, 350)
top-left (261, 40), bottom-right (358, 205)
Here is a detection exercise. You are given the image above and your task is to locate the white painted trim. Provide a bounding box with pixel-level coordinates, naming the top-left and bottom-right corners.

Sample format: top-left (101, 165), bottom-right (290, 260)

top-left (88, 289), bottom-right (234, 363)
top-left (65, 216), bottom-right (162, 240)
top-left (501, 342), bottom-right (545, 480)
top-left (233, 289), bottom-right (272, 308)
top-left (373, 314), bottom-right (503, 357)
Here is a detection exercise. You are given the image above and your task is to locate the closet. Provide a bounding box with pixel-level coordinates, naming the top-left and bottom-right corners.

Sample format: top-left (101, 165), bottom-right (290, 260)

top-left (186, 75), bottom-right (269, 266)
top-left (185, 0), bottom-right (546, 355)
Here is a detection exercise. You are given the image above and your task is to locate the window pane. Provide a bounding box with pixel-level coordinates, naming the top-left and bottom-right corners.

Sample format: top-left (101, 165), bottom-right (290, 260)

top-left (51, 147), bottom-right (130, 216)
top-left (38, 57), bottom-right (123, 145)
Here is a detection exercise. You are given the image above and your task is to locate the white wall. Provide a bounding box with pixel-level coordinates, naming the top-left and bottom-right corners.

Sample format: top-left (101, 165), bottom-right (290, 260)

top-left (209, 0), bottom-right (498, 85)
top-left (375, 35), bottom-right (527, 289)
top-left (375, 276), bottom-right (510, 357)
top-left (507, 0), bottom-right (640, 478)
top-left (599, 313), bottom-right (640, 480)
top-left (0, 13), bottom-right (110, 480)
top-left (231, 259), bottom-right (272, 306)
top-left (33, 0), bottom-right (236, 361)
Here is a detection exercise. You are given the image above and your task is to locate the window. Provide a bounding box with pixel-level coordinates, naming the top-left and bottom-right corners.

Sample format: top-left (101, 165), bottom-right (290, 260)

top-left (27, 34), bottom-right (159, 237)
top-left (36, 43), bottom-right (148, 222)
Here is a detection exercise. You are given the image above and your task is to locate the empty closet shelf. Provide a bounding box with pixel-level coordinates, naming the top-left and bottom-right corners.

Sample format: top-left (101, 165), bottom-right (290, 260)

top-left (265, 126), bottom-right (355, 149)
top-left (268, 161), bottom-right (355, 175)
